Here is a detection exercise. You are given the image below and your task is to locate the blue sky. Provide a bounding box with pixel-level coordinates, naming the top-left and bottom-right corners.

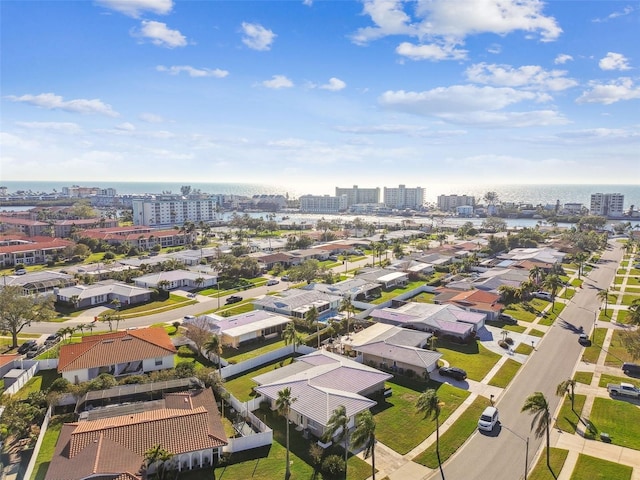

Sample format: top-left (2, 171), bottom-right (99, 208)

top-left (1, 0), bottom-right (639, 194)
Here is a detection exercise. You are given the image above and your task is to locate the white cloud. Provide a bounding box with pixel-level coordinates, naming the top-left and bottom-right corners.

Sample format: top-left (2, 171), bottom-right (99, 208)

top-left (554, 54), bottom-right (573, 65)
top-left (335, 124), bottom-right (465, 138)
top-left (320, 77), bottom-right (346, 91)
top-left (576, 77), bottom-right (640, 105)
top-left (487, 43), bottom-right (501, 54)
top-left (396, 42), bottom-right (467, 61)
top-left (156, 65), bottom-right (229, 78)
top-left (593, 5), bottom-right (634, 22)
top-left (95, 0), bottom-right (173, 18)
top-left (303, 0), bottom-right (313, 5)
top-left (14, 121), bottom-right (82, 134)
top-left (135, 20), bottom-right (187, 48)
top-left (352, 0), bottom-right (562, 50)
top-left (465, 63), bottom-right (578, 91)
top-left (241, 22), bottom-right (276, 51)
top-left (262, 75), bottom-right (294, 89)
top-left (116, 122), bottom-right (136, 131)
top-left (139, 112), bottom-right (164, 123)
top-left (599, 52), bottom-right (631, 71)
top-left (6, 93), bottom-right (119, 117)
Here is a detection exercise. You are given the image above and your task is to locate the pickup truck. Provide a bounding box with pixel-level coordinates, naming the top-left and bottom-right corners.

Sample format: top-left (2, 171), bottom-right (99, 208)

top-left (607, 382), bottom-right (640, 398)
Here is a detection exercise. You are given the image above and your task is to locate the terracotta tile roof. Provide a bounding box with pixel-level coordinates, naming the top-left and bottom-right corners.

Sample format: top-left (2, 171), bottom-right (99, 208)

top-left (0, 354), bottom-right (20, 368)
top-left (45, 389), bottom-right (227, 480)
top-left (58, 327), bottom-right (176, 373)
top-left (0, 238), bottom-right (74, 254)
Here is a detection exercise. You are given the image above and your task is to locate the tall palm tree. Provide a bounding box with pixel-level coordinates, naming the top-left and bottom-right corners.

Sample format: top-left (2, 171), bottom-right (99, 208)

top-left (282, 322), bottom-right (299, 353)
top-left (542, 274), bottom-right (563, 309)
top-left (350, 410), bottom-right (377, 480)
top-left (305, 306), bottom-right (320, 348)
top-left (574, 252), bottom-right (588, 279)
top-left (416, 389), bottom-right (445, 480)
top-left (597, 289), bottom-right (611, 317)
top-left (522, 392), bottom-right (554, 478)
top-left (276, 387), bottom-right (297, 480)
top-left (323, 405), bottom-right (350, 478)
top-left (556, 379), bottom-right (577, 413)
top-left (529, 266), bottom-right (543, 285)
top-left (340, 296), bottom-right (354, 336)
top-left (204, 334), bottom-right (223, 375)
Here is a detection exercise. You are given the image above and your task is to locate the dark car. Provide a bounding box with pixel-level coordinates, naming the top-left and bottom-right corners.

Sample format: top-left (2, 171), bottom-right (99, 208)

top-left (498, 313), bottom-right (517, 325)
top-left (578, 333), bottom-right (591, 346)
top-left (17, 340), bottom-right (37, 354)
top-left (622, 362), bottom-right (640, 376)
top-left (439, 366), bottom-right (468, 381)
top-left (225, 295), bottom-right (242, 305)
top-left (45, 333), bottom-right (61, 344)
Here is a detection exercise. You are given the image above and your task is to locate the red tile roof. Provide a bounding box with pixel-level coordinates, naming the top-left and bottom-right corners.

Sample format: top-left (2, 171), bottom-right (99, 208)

top-left (0, 238), bottom-right (74, 254)
top-left (58, 327), bottom-right (177, 373)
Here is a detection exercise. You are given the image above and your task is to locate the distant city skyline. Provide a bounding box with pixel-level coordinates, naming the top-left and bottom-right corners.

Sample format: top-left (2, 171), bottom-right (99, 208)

top-left (1, 1), bottom-right (639, 188)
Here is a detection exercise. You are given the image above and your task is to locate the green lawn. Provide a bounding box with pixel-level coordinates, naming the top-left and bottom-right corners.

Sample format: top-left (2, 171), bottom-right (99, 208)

top-left (487, 359), bottom-right (521, 388)
top-left (14, 370), bottom-right (61, 400)
top-left (435, 339), bottom-right (501, 382)
top-left (529, 328), bottom-right (546, 338)
top-left (569, 454), bottom-right (633, 480)
top-left (555, 394), bottom-right (587, 434)
top-left (581, 328), bottom-right (606, 364)
top-left (224, 357), bottom-right (297, 401)
top-left (528, 447), bottom-right (569, 480)
top-left (574, 371), bottom-right (593, 385)
top-left (604, 330), bottom-right (635, 367)
top-left (412, 395), bottom-right (488, 468)
top-left (515, 343), bottom-right (534, 355)
top-left (598, 373), bottom-right (640, 388)
top-left (30, 414), bottom-right (74, 480)
top-left (412, 292), bottom-right (435, 303)
top-left (223, 338), bottom-right (287, 363)
top-left (369, 280), bottom-right (428, 304)
top-left (503, 301), bottom-right (546, 323)
top-left (538, 303), bottom-right (565, 326)
top-left (372, 381), bottom-right (470, 455)
top-left (621, 294), bottom-right (640, 306)
top-left (588, 397), bottom-right (640, 450)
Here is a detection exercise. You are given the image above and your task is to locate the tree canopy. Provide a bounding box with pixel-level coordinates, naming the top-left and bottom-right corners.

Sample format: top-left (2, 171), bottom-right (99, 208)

top-left (0, 286), bottom-right (56, 348)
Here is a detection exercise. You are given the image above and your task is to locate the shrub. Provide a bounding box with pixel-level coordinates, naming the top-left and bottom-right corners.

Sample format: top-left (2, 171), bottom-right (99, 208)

top-left (321, 455), bottom-right (346, 478)
top-left (498, 340), bottom-right (509, 349)
top-left (119, 374), bottom-right (148, 385)
top-left (48, 378), bottom-right (71, 393)
top-left (505, 337), bottom-right (514, 345)
top-left (309, 443), bottom-right (324, 467)
top-left (175, 362), bottom-right (196, 378)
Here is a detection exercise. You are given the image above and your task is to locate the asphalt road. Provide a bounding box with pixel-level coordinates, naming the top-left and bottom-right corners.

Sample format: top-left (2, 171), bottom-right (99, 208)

top-left (430, 241), bottom-right (623, 480)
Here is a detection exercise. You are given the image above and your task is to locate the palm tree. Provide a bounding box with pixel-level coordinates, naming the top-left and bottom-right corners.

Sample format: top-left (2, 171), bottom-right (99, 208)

top-left (340, 296), bottom-right (354, 336)
top-left (276, 387), bottom-right (297, 479)
top-left (323, 405), bottom-right (350, 478)
top-left (204, 334), bottom-right (223, 375)
top-left (529, 266), bottom-right (543, 285)
top-left (143, 444), bottom-right (174, 480)
top-left (305, 306), bottom-right (320, 348)
top-left (574, 252), bottom-right (588, 279)
top-left (282, 322), bottom-right (299, 353)
top-left (522, 392), bottom-right (554, 478)
top-left (416, 389), bottom-right (445, 480)
top-left (628, 298), bottom-right (640, 325)
top-left (556, 379), bottom-right (577, 413)
top-left (597, 289), bottom-right (612, 317)
top-left (542, 274), bottom-right (563, 309)
top-left (350, 410), bottom-right (377, 480)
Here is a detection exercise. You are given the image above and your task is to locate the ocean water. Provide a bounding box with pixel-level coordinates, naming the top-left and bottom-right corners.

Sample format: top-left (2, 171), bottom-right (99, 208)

top-left (1, 180), bottom-right (639, 209)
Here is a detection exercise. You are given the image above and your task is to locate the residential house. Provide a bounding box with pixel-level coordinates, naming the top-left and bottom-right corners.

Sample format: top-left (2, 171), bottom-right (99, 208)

top-left (253, 288), bottom-right (343, 321)
top-left (0, 236), bottom-right (75, 268)
top-left (45, 388), bottom-right (227, 480)
top-left (253, 350), bottom-right (392, 439)
top-left (434, 288), bottom-right (504, 320)
top-left (185, 310), bottom-right (292, 348)
top-left (133, 270), bottom-right (217, 291)
top-left (55, 281), bottom-right (153, 309)
top-left (2, 270), bottom-right (76, 295)
top-left (303, 278), bottom-right (381, 302)
top-left (355, 267), bottom-right (409, 289)
top-left (57, 327), bottom-right (177, 384)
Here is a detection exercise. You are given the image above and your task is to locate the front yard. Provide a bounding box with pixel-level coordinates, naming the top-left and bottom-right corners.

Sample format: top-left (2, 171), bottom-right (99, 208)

top-left (435, 339), bottom-right (501, 382)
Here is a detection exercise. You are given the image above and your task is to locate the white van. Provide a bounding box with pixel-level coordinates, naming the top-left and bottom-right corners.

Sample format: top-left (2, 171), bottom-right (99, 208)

top-left (478, 406), bottom-right (499, 431)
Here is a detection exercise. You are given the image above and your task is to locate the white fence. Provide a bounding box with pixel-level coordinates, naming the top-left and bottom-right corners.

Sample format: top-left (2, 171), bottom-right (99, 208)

top-left (3, 363), bottom-right (39, 396)
top-left (22, 405), bottom-right (53, 480)
top-left (220, 344), bottom-right (315, 380)
top-left (37, 358), bottom-right (59, 370)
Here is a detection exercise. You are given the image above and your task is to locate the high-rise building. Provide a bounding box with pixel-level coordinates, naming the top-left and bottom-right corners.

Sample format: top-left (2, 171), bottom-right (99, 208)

top-left (383, 185), bottom-right (424, 209)
top-left (335, 185), bottom-right (380, 207)
top-left (299, 195), bottom-right (348, 213)
top-left (590, 193), bottom-right (624, 217)
top-left (437, 194), bottom-right (476, 212)
top-left (132, 195), bottom-right (222, 226)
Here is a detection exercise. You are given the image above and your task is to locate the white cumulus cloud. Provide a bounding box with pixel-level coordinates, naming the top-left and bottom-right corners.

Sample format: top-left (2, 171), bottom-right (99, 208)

top-left (156, 65), bottom-right (229, 78)
top-left (6, 93), bottom-right (119, 117)
top-left (135, 20), bottom-right (187, 48)
top-left (139, 113), bottom-right (164, 123)
top-left (241, 22), bottom-right (276, 51)
top-left (396, 42), bottom-right (467, 61)
top-left (554, 54), bottom-right (573, 65)
top-left (465, 63), bottom-right (578, 91)
top-left (262, 75), bottom-right (294, 89)
top-left (96, 0), bottom-right (173, 18)
top-left (599, 52), bottom-right (631, 71)
top-left (14, 121), bottom-right (82, 134)
top-left (320, 77), bottom-right (346, 91)
top-left (576, 77), bottom-right (640, 105)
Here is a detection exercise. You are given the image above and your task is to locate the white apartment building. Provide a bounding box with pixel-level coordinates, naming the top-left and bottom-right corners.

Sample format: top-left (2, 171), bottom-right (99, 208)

top-left (383, 185), bottom-right (425, 209)
top-left (335, 185), bottom-right (380, 206)
top-left (299, 195), bottom-right (348, 213)
top-left (590, 193), bottom-right (624, 217)
top-left (132, 195), bottom-right (222, 226)
top-left (437, 194), bottom-right (476, 212)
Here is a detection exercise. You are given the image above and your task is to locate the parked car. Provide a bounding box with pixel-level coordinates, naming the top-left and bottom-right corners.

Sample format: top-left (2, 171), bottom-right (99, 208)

top-left (183, 315), bottom-right (196, 321)
top-left (14, 268), bottom-right (27, 275)
top-left (439, 366), bottom-right (468, 381)
top-left (328, 255), bottom-right (339, 261)
top-left (45, 333), bottom-right (61, 345)
top-left (280, 275), bottom-right (290, 281)
top-left (17, 340), bottom-right (37, 354)
top-left (225, 295), bottom-right (242, 305)
top-left (578, 333), bottom-right (590, 346)
top-left (622, 363), bottom-right (640, 376)
top-left (26, 347), bottom-right (42, 359)
top-left (532, 291), bottom-right (552, 301)
top-left (266, 279), bottom-right (279, 286)
top-left (478, 406), bottom-right (499, 432)
top-left (498, 313), bottom-right (517, 325)
top-left (607, 382), bottom-right (640, 398)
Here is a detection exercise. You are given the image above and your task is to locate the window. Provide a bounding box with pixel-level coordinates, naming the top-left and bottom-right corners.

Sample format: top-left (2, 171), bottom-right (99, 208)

top-left (155, 358), bottom-right (163, 366)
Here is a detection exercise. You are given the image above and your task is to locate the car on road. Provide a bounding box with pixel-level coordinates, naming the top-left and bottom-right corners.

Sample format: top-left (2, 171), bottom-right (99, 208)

top-left (578, 333), bottom-right (590, 346)
top-left (478, 406), bottom-right (499, 432)
top-left (14, 268), bottom-right (27, 275)
top-left (183, 315), bottom-right (196, 321)
top-left (17, 340), bottom-right (37, 354)
top-left (266, 279), bottom-right (279, 286)
top-left (225, 295), bottom-right (242, 305)
top-left (622, 362), bottom-right (640, 376)
top-left (498, 313), bottom-right (517, 325)
top-left (439, 366), bottom-right (468, 381)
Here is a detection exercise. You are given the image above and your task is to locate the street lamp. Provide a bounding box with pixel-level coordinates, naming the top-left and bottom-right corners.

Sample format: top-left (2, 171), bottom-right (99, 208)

top-left (490, 394), bottom-right (494, 406)
top-left (217, 282), bottom-right (220, 310)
